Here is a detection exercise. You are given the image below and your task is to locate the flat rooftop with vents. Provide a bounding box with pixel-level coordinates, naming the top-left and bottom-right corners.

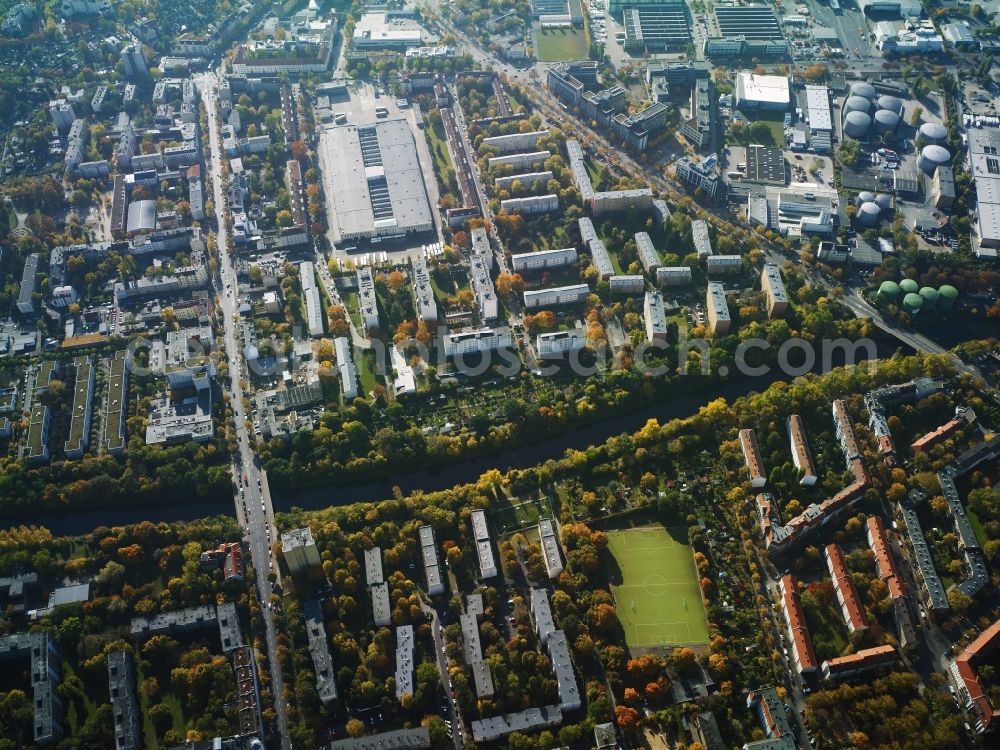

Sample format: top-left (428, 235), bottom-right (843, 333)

top-left (715, 4), bottom-right (783, 39)
top-left (622, 3), bottom-right (691, 51)
top-left (323, 118), bottom-right (434, 243)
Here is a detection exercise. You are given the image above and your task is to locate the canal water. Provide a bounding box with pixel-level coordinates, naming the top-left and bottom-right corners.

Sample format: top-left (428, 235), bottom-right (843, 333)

top-left (7, 335), bottom-right (910, 535)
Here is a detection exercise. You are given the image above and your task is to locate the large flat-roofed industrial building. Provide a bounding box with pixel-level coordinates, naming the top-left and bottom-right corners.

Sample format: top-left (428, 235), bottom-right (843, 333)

top-left (715, 4), bottom-right (783, 40)
top-left (622, 0), bottom-right (691, 52)
top-left (967, 127), bottom-right (1000, 253)
top-left (745, 145), bottom-right (786, 185)
top-left (352, 12), bottom-right (423, 51)
top-left (805, 85), bottom-right (832, 133)
top-left (323, 118), bottom-right (434, 243)
top-left (735, 73), bottom-right (790, 110)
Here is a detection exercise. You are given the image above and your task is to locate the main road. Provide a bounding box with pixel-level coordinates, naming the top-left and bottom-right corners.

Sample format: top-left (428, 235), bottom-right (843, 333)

top-left (195, 69), bottom-right (292, 750)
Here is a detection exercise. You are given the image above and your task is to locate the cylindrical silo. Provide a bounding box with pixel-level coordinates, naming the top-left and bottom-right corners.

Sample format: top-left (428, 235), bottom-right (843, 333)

top-left (903, 292), bottom-right (923, 315)
top-left (858, 201), bottom-right (881, 226)
top-left (873, 109), bottom-right (900, 134)
top-left (874, 193), bottom-right (892, 210)
top-left (938, 284), bottom-right (958, 310)
top-left (844, 95), bottom-right (872, 114)
top-left (900, 278), bottom-right (919, 294)
top-left (919, 122), bottom-right (948, 145)
top-left (844, 111), bottom-right (872, 139)
top-left (850, 82), bottom-right (877, 100)
top-left (919, 286), bottom-right (939, 311)
top-left (918, 144), bottom-right (951, 174)
top-left (857, 190), bottom-right (876, 205)
top-left (878, 280), bottom-right (901, 303)
top-left (877, 95), bottom-right (903, 114)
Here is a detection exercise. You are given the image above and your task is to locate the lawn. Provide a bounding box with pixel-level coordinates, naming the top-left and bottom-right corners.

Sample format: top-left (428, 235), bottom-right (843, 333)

top-left (534, 27), bottom-right (589, 62)
top-left (747, 112), bottom-right (786, 148)
top-left (801, 596), bottom-right (849, 662)
top-left (606, 526), bottom-right (709, 649)
top-left (357, 347), bottom-right (380, 398)
top-left (493, 492), bottom-right (549, 534)
top-left (425, 112), bottom-right (460, 202)
top-left (968, 510), bottom-right (989, 548)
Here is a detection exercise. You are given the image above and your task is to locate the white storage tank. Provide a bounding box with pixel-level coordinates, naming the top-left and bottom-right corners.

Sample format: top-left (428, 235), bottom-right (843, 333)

top-left (850, 82), bottom-right (877, 100)
top-left (843, 111), bottom-right (872, 139)
top-left (858, 201), bottom-right (881, 226)
top-left (873, 109), bottom-right (900, 134)
top-left (919, 122), bottom-right (948, 145)
top-left (857, 190), bottom-right (876, 205)
top-left (844, 95), bottom-right (872, 114)
top-left (874, 193), bottom-right (892, 210)
top-left (877, 95), bottom-right (903, 114)
top-left (918, 144), bottom-right (951, 175)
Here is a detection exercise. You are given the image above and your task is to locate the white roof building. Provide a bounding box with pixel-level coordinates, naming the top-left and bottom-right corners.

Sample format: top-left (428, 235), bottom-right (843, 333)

top-left (692, 219), bottom-right (713, 258)
top-left (539, 519), bottom-right (564, 578)
top-left (735, 72), bottom-right (790, 110)
top-left (471, 509), bottom-right (498, 579)
top-left (805, 85), bottom-right (832, 132)
top-left (335, 337), bottom-right (359, 401)
top-left (419, 526), bottom-right (444, 595)
top-left (537, 330), bottom-right (586, 359)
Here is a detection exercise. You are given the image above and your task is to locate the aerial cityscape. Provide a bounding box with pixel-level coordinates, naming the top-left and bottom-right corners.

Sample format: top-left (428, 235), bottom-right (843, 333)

top-left (0, 0), bottom-right (999, 747)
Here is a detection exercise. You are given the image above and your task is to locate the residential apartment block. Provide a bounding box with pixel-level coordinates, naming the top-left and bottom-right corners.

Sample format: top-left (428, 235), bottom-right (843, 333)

top-left (470, 509), bottom-right (498, 579)
top-left (706, 283), bottom-right (730, 335)
top-left (822, 644), bottom-right (896, 681)
top-left (395, 624), bottom-right (415, 699)
top-left (304, 600), bottom-right (339, 703)
top-left (739, 428), bottom-right (766, 488)
top-left (656, 266), bottom-right (693, 286)
top-left (779, 574), bottom-right (818, 674)
top-left (538, 519), bottom-right (564, 578)
top-left (107, 650), bottom-right (140, 750)
top-left (419, 526), bottom-right (444, 595)
top-left (825, 543), bottom-right (869, 634)
top-left (500, 194), bottom-right (559, 215)
top-left (410, 256), bottom-right (438, 323)
top-left (482, 130), bottom-right (549, 153)
top-left (644, 290), bottom-right (668, 344)
top-left (444, 328), bottom-right (513, 357)
top-left (761, 263), bottom-right (787, 317)
top-left (280, 527), bottom-right (321, 574)
top-left (523, 284), bottom-right (590, 309)
top-left (335, 337), bottom-right (359, 402)
top-left (634, 231), bottom-right (662, 274)
top-left (786, 414), bottom-right (817, 486)
top-left (357, 267), bottom-right (380, 331)
top-left (537, 330), bottom-right (586, 359)
top-left (488, 151), bottom-right (551, 171)
top-left (950, 618), bottom-right (1000, 733)
top-left (511, 247), bottom-right (577, 272)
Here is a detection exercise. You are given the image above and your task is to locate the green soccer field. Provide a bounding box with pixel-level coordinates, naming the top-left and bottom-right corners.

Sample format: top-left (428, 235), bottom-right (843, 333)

top-left (534, 28), bottom-right (589, 62)
top-left (606, 526), bottom-right (710, 649)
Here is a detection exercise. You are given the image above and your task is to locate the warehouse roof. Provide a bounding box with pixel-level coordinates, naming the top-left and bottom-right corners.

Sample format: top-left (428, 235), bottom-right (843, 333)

top-left (324, 119), bottom-right (433, 241)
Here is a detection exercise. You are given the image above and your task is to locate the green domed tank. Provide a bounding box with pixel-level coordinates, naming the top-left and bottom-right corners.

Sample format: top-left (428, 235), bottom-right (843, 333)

top-left (878, 280), bottom-right (901, 303)
top-left (938, 284), bottom-right (959, 310)
top-left (919, 286), bottom-right (939, 311)
top-left (900, 279), bottom-right (919, 294)
top-left (903, 292), bottom-right (923, 315)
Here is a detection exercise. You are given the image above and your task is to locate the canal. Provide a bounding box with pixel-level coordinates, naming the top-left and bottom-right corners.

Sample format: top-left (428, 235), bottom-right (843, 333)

top-left (9, 336), bottom-right (911, 536)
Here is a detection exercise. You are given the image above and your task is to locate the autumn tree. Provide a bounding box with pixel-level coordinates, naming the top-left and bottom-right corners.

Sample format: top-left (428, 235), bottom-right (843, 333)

top-left (614, 704), bottom-right (641, 732)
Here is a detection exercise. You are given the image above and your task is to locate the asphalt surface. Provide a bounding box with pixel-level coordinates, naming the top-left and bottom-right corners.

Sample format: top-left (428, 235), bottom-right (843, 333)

top-left (196, 69), bottom-right (292, 750)
top-left (421, 600), bottom-right (467, 750)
